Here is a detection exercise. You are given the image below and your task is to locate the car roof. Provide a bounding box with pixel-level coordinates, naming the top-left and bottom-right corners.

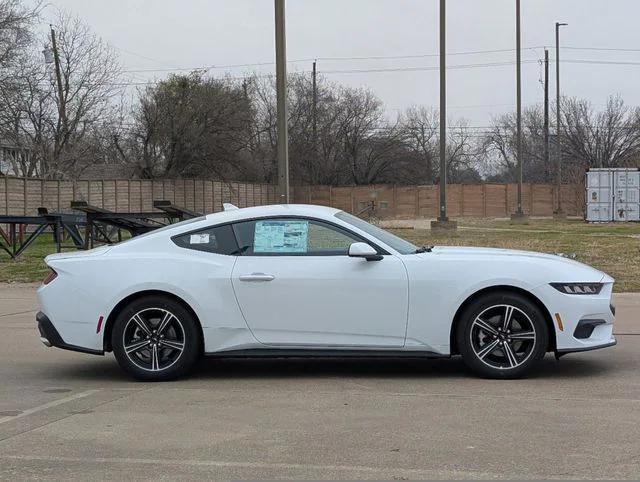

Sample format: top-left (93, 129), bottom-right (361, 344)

top-left (204, 204), bottom-right (342, 223)
top-left (110, 204), bottom-right (347, 252)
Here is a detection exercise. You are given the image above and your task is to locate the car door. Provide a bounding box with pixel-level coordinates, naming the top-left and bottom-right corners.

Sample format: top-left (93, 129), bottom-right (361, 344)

top-left (230, 217), bottom-right (409, 347)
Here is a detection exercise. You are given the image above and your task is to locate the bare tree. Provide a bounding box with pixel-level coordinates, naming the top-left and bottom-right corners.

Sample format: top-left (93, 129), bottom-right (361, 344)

top-left (130, 73), bottom-right (254, 180)
top-left (0, 9), bottom-right (123, 178)
top-left (446, 120), bottom-right (482, 183)
top-left (482, 106), bottom-right (550, 182)
top-left (561, 96), bottom-right (640, 178)
top-left (48, 11), bottom-right (123, 177)
top-left (400, 106), bottom-right (439, 184)
top-left (0, 0), bottom-right (41, 69)
top-left (243, 76), bottom-right (278, 182)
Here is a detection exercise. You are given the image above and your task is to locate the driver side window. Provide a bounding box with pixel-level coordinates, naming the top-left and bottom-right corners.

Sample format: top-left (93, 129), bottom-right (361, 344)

top-left (232, 218), bottom-right (361, 256)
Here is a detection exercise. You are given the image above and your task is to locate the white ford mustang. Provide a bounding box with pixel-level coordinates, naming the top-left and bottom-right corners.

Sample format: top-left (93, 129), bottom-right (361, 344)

top-left (36, 204), bottom-right (616, 381)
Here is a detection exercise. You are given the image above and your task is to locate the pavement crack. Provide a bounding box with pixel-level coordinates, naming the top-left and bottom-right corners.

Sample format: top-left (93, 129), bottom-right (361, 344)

top-left (0, 310), bottom-right (36, 318)
top-left (0, 387), bottom-right (151, 444)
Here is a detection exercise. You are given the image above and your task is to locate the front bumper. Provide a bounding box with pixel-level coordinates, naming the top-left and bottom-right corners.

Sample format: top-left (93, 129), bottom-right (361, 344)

top-left (36, 312), bottom-right (103, 356)
top-left (532, 281), bottom-right (617, 354)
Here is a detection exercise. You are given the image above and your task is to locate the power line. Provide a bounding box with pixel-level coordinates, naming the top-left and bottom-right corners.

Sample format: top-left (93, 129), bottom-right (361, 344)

top-left (563, 46), bottom-right (640, 53)
top-left (71, 60), bottom-right (543, 88)
top-left (314, 47), bottom-right (545, 62)
top-left (111, 45), bottom-right (177, 67)
top-left (32, 52), bottom-right (640, 90)
top-left (119, 45), bottom-right (640, 74)
top-left (562, 59), bottom-right (640, 67)
top-left (321, 60), bottom-right (539, 75)
top-left (122, 60), bottom-right (307, 74)
top-left (121, 48), bottom-right (549, 74)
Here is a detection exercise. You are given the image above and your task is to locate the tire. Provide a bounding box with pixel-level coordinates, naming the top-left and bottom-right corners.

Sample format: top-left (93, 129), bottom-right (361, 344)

top-left (112, 295), bottom-right (201, 381)
top-left (457, 292), bottom-right (548, 379)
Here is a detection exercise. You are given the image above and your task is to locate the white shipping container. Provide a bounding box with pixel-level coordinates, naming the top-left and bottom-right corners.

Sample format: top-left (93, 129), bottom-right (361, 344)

top-left (613, 169), bottom-right (640, 221)
top-left (586, 168), bottom-right (640, 222)
top-left (586, 169), bottom-right (613, 222)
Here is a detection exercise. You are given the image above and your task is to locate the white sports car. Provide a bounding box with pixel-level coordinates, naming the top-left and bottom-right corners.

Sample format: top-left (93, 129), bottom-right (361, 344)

top-left (37, 204), bottom-right (616, 381)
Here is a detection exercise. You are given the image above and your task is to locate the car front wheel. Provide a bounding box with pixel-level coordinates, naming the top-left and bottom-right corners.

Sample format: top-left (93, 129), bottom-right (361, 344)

top-left (457, 292), bottom-right (549, 379)
top-left (112, 296), bottom-right (201, 381)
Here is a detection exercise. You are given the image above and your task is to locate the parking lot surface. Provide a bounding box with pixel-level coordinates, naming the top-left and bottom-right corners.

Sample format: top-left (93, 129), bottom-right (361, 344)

top-left (1, 283), bottom-right (639, 480)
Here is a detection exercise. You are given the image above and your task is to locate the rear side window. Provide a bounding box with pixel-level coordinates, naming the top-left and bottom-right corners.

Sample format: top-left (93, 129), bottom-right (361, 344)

top-left (172, 224), bottom-right (239, 255)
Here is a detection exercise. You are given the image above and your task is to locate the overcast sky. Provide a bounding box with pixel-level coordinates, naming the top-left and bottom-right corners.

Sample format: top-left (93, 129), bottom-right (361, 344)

top-left (43, 0), bottom-right (640, 126)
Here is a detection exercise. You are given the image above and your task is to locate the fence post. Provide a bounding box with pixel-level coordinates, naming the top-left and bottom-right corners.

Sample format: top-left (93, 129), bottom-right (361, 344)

top-left (23, 177), bottom-right (27, 215)
top-left (482, 183), bottom-right (487, 218)
top-left (505, 184), bottom-right (509, 217)
top-left (529, 183), bottom-right (534, 215)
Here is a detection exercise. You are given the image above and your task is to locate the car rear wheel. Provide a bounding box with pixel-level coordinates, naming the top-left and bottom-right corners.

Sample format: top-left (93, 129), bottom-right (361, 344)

top-left (112, 296), bottom-right (201, 381)
top-left (457, 292), bottom-right (548, 379)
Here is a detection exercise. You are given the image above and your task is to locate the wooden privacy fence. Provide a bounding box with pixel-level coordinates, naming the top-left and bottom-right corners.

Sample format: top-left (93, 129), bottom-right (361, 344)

top-left (0, 177), bottom-right (278, 216)
top-left (293, 183), bottom-right (583, 218)
top-left (0, 176), bottom-right (582, 219)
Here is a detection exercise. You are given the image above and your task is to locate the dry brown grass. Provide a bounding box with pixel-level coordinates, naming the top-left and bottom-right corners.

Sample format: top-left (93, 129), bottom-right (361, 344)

top-left (2, 219), bottom-right (639, 292)
top-left (390, 218), bottom-right (640, 292)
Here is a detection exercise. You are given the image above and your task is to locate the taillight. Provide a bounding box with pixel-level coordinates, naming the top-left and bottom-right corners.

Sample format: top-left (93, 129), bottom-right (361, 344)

top-left (43, 269), bottom-right (58, 285)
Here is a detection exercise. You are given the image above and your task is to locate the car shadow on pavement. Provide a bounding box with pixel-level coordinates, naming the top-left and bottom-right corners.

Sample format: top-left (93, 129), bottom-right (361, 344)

top-left (188, 354), bottom-right (613, 381)
top-left (35, 353), bottom-right (613, 383)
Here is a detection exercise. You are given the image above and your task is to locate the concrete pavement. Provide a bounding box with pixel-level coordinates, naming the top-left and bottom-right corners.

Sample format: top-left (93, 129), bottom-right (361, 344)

top-left (1, 284), bottom-right (639, 480)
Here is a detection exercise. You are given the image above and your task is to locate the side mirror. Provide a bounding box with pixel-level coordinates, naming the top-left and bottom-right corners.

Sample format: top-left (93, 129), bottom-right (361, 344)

top-left (348, 242), bottom-right (383, 261)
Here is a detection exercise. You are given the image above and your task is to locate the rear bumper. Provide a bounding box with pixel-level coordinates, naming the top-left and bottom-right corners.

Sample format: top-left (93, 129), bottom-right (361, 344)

top-left (36, 312), bottom-right (103, 356)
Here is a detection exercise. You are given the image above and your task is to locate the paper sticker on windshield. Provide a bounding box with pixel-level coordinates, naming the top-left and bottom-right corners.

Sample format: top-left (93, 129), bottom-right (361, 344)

top-left (254, 220), bottom-right (308, 253)
top-left (190, 233), bottom-right (210, 244)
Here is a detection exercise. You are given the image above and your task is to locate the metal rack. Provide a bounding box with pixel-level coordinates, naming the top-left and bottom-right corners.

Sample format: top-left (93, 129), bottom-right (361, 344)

top-left (0, 208), bottom-right (85, 259)
top-left (0, 200), bottom-right (203, 258)
top-left (71, 200), bottom-right (202, 249)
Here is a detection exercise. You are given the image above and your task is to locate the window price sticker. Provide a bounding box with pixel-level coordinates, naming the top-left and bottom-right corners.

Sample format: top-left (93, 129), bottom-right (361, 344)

top-left (190, 233), bottom-right (210, 244)
top-left (254, 220), bottom-right (308, 253)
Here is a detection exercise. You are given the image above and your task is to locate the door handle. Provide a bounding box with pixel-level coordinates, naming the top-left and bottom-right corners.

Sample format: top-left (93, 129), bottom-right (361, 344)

top-left (239, 273), bottom-right (275, 282)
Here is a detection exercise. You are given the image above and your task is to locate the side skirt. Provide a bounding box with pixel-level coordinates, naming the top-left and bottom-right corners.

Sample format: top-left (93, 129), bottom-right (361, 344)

top-left (204, 348), bottom-right (450, 359)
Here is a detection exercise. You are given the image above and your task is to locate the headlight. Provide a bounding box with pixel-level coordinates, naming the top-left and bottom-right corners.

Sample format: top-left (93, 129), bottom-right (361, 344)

top-left (550, 283), bottom-right (603, 295)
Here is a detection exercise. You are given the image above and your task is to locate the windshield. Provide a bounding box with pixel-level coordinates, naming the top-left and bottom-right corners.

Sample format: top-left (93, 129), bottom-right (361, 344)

top-left (335, 211), bottom-right (418, 255)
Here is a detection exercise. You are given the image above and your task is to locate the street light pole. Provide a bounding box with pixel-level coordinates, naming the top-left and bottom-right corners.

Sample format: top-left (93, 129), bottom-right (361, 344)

top-left (511, 0), bottom-right (527, 222)
top-left (431, 0), bottom-right (456, 231)
top-left (543, 49), bottom-right (550, 181)
top-left (555, 22), bottom-right (568, 219)
top-left (275, 0), bottom-right (290, 203)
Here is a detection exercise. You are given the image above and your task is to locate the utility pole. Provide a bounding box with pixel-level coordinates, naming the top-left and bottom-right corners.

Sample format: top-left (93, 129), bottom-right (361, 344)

top-left (50, 25), bottom-right (68, 141)
top-left (511, 0), bottom-right (528, 222)
top-left (431, 0), bottom-right (456, 231)
top-left (543, 49), bottom-right (550, 181)
top-left (555, 22), bottom-right (568, 218)
top-left (274, 0), bottom-right (290, 203)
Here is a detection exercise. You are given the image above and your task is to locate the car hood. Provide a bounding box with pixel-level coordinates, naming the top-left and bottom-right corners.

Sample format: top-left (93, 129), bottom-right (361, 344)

top-left (424, 246), bottom-right (611, 283)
